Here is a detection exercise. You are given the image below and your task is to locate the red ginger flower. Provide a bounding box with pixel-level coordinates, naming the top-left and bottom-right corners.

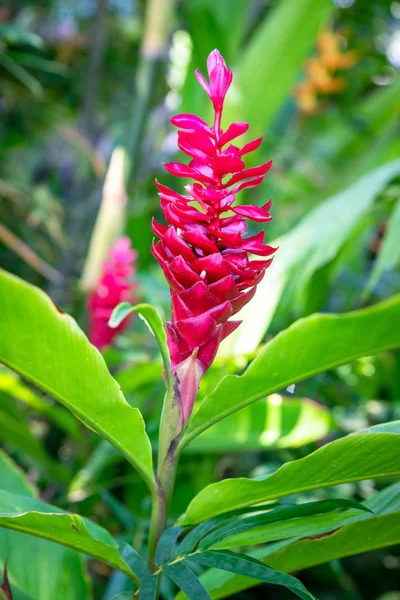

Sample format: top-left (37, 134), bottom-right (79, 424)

top-left (88, 237), bottom-right (137, 350)
top-left (153, 49), bottom-right (276, 425)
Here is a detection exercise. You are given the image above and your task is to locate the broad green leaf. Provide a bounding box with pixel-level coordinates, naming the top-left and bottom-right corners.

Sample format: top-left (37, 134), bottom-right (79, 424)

top-left (189, 551), bottom-right (316, 600)
top-left (110, 302), bottom-right (170, 388)
top-left (109, 594), bottom-right (135, 600)
top-left (0, 269), bottom-right (155, 491)
top-left (197, 484), bottom-right (400, 599)
top-left (221, 159), bottom-right (400, 356)
top-left (227, 0), bottom-right (333, 135)
top-left (0, 452), bottom-right (90, 600)
top-left (198, 499), bottom-right (371, 550)
top-left (187, 395), bottom-right (331, 453)
top-left (364, 196), bottom-right (400, 296)
top-left (165, 562), bottom-right (212, 600)
top-left (0, 489), bottom-right (137, 579)
top-left (180, 422), bottom-right (400, 524)
top-left (182, 294), bottom-right (400, 446)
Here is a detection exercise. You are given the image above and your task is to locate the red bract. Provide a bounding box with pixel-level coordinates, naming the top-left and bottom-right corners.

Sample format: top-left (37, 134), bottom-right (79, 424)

top-left (153, 49), bottom-right (277, 425)
top-left (88, 237), bottom-right (137, 351)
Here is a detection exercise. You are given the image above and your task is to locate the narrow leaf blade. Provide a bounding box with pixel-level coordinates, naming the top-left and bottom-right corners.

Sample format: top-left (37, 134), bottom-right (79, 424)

top-left (165, 562), bottom-right (211, 600)
top-left (189, 551), bottom-right (316, 600)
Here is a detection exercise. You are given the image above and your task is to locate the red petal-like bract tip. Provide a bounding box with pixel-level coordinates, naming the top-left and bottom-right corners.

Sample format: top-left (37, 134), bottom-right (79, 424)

top-left (153, 49), bottom-right (277, 426)
top-left (88, 237), bottom-right (137, 351)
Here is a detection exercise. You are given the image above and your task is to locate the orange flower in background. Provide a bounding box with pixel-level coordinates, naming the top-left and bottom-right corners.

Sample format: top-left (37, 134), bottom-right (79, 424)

top-left (295, 29), bottom-right (358, 115)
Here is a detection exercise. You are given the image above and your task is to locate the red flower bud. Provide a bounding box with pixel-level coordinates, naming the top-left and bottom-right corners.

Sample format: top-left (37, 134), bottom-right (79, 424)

top-left (153, 50), bottom-right (277, 424)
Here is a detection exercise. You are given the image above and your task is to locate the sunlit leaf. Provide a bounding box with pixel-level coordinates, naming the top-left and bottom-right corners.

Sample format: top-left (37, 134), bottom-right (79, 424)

top-left (186, 395), bottom-right (332, 453)
top-left (183, 294), bottom-right (400, 446)
top-left (0, 490), bottom-right (137, 579)
top-left (180, 422), bottom-right (400, 524)
top-left (0, 269), bottom-right (155, 491)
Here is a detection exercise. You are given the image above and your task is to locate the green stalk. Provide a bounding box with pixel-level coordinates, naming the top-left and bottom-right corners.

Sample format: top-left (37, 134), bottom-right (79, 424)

top-left (147, 385), bottom-right (181, 571)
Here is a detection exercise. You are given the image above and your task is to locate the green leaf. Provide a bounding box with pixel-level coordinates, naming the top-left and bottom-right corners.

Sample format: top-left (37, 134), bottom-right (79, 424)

top-left (198, 499), bottom-right (372, 551)
top-left (0, 489), bottom-right (137, 580)
top-left (174, 505), bottom-right (280, 559)
top-left (110, 302), bottom-right (171, 388)
top-left (186, 395), bottom-right (331, 453)
top-left (0, 269), bottom-right (155, 491)
top-left (364, 196), bottom-right (400, 296)
top-left (118, 543), bottom-right (157, 598)
top-left (109, 594), bottom-right (135, 600)
top-left (165, 562), bottom-right (212, 600)
top-left (197, 484), bottom-right (400, 599)
top-left (180, 422), bottom-right (400, 524)
top-left (0, 452), bottom-right (90, 600)
top-left (156, 528), bottom-right (183, 565)
top-left (222, 159), bottom-right (400, 357)
top-left (189, 551), bottom-right (316, 600)
top-left (182, 294), bottom-right (400, 447)
top-left (227, 0), bottom-right (333, 135)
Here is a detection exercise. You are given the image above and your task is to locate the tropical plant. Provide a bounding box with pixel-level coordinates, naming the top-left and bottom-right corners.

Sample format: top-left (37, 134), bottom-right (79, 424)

top-left (1, 46), bottom-right (400, 600)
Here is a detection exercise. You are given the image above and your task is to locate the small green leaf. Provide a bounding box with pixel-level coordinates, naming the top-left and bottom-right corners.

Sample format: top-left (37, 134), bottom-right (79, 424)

top-left (181, 422), bottom-right (400, 524)
top-left (119, 543), bottom-right (157, 598)
top-left (174, 505), bottom-right (280, 559)
top-left (110, 302), bottom-right (171, 388)
top-left (0, 269), bottom-right (155, 491)
top-left (189, 551), bottom-right (316, 600)
top-left (182, 294), bottom-right (400, 447)
top-left (0, 490), bottom-right (137, 580)
top-left (119, 542), bottom-right (148, 579)
top-left (156, 528), bottom-right (183, 565)
top-left (165, 562), bottom-right (212, 600)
